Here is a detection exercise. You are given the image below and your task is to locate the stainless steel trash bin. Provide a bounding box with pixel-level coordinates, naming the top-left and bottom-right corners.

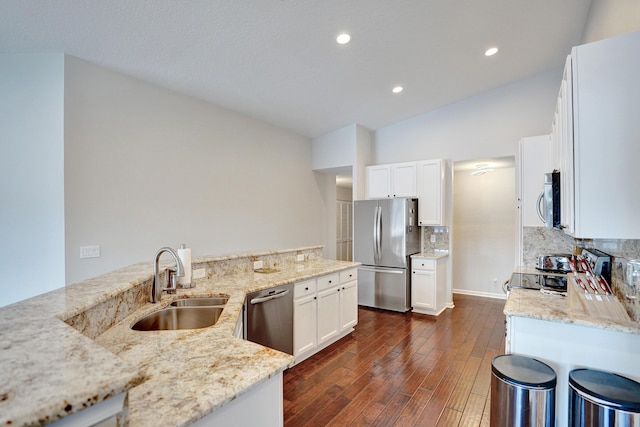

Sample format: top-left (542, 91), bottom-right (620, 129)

top-left (491, 354), bottom-right (557, 427)
top-left (569, 369), bottom-right (640, 426)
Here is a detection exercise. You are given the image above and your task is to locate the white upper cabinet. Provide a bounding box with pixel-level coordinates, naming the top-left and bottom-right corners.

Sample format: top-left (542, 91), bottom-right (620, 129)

top-left (366, 162), bottom-right (417, 199)
top-left (417, 159), bottom-right (447, 226)
top-left (552, 31), bottom-right (640, 239)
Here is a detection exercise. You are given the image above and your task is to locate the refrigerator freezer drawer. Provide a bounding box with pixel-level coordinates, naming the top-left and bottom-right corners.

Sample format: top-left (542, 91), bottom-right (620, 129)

top-left (357, 266), bottom-right (410, 312)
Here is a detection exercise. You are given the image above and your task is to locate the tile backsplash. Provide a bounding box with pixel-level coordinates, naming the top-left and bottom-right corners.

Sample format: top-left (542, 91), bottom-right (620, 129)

top-left (523, 226), bottom-right (640, 321)
top-left (421, 226), bottom-right (449, 253)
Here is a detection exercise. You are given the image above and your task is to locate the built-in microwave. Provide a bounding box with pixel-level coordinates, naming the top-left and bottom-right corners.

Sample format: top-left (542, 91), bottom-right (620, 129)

top-left (537, 171), bottom-right (560, 228)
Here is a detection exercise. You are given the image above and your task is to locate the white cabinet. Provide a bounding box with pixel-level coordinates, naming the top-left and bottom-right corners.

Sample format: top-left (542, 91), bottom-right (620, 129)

top-left (293, 269), bottom-right (358, 363)
top-left (366, 162), bottom-right (417, 199)
top-left (551, 31), bottom-right (640, 239)
top-left (417, 159), bottom-right (450, 226)
top-left (293, 279), bottom-right (317, 357)
top-left (506, 315), bottom-right (640, 427)
top-left (411, 257), bottom-right (447, 315)
top-left (339, 269), bottom-right (358, 331)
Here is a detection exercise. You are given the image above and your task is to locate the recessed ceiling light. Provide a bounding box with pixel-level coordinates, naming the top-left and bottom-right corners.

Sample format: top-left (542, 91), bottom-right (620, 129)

top-left (336, 33), bottom-right (351, 45)
top-left (485, 47), bottom-right (499, 57)
top-left (392, 86), bottom-right (403, 94)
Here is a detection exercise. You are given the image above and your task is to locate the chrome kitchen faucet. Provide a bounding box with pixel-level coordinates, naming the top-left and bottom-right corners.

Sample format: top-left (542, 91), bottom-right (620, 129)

top-left (151, 247), bottom-right (184, 303)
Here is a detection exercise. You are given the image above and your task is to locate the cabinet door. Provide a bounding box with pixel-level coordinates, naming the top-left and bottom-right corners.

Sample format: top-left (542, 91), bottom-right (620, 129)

top-left (417, 160), bottom-right (442, 226)
top-left (293, 294), bottom-right (317, 358)
top-left (339, 280), bottom-right (358, 331)
top-left (317, 287), bottom-right (340, 345)
top-left (391, 162), bottom-right (417, 197)
top-left (412, 269), bottom-right (436, 311)
top-left (366, 165), bottom-right (391, 199)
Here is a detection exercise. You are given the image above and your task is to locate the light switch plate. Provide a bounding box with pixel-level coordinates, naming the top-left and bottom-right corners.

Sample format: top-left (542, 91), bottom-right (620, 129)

top-left (80, 245), bottom-right (101, 259)
top-left (192, 268), bottom-right (206, 279)
top-left (296, 254), bottom-right (304, 262)
top-left (253, 260), bottom-right (264, 270)
top-left (430, 235), bottom-right (436, 243)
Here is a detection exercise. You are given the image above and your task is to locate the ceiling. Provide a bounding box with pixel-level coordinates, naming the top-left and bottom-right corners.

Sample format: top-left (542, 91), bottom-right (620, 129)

top-left (0, 0), bottom-right (592, 138)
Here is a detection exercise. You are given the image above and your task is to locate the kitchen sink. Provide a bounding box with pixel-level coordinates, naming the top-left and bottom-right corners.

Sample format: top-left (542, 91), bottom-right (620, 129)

top-left (131, 306), bottom-right (224, 331)
top-left (170, 297), bottom-right (228, 307)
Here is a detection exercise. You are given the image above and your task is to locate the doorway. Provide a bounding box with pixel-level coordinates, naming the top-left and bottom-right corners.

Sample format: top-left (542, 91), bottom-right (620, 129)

top-left (336, 174), bottom-right (353, 261)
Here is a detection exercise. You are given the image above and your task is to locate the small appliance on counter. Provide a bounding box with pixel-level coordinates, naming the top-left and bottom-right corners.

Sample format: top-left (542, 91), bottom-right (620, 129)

top-left (536, 254), bottom-right (573, 273)
top-left (580, 248), bottom-right (612, 284)
top-left (507, 272), bottom-right (568, 294)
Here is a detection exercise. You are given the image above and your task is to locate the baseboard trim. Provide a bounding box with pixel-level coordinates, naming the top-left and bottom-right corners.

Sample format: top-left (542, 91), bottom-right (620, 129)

top-left (453, 289), bottom-right (507, 300)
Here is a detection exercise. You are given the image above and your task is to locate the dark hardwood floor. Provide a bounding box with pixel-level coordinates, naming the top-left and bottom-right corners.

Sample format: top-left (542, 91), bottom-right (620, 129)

top-left (283, 294), bottom-right (506, 427)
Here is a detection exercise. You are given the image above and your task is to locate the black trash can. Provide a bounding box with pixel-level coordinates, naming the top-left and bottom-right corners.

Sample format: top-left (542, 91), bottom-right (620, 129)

top-left (491, 354), bottom-right (557, 427)
top-left (569, 368), bottom-right (640, 426)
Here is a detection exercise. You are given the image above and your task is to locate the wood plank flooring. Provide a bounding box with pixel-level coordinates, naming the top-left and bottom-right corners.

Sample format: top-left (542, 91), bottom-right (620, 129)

top-left (283, 294), bottom-right (506, 427)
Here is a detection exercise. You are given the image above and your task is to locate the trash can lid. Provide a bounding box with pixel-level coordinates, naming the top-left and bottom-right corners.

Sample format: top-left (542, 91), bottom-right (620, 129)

top-left (569, 369), bottom-right (640, 412)
top-left (492, 354), bottom-right (556, 389)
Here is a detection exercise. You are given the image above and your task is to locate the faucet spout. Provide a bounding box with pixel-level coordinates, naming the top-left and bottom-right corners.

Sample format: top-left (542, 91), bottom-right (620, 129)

top-left (151, 246), bottom-right (185, 303)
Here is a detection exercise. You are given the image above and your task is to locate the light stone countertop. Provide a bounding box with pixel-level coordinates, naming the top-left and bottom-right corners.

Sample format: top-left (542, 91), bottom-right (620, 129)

top-left (0, 256), bottom-right (359, 427)
top-left (411, 251), bottom-right (449, 259)
top-left (504, 287), bottom-right (640, 335)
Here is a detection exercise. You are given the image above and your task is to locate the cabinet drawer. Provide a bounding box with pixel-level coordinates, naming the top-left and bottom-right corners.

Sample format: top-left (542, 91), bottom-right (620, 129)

top-left (412, 258), bottom-right (435, 270)
top-left (339, 268), bottom-right (357, 283)
top-left (317, 273), bottom-right (339, 291)
top-left (294, 279), bottom-right (316, 299)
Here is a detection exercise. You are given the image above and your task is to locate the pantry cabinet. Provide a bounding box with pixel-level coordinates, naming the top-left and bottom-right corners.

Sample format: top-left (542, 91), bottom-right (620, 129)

top-left (417, 159), bottom-right (451, 226)
top-left (551, 31), bottom-right (640, 239)
top-left (366, 162), bottom-right (417, 199)
top-left (411, 256), bottom-right (447, 315)
top-left (293, 269), bottom-right (358, 362)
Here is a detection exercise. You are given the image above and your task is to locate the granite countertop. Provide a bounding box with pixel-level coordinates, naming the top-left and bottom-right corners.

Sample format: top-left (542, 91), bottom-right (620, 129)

top-left (411, 251), bottom-right (449, 259)
top-left (0, 256), bottom-right (359, 427)
top-left (504, 287), bottom-right (640, 335)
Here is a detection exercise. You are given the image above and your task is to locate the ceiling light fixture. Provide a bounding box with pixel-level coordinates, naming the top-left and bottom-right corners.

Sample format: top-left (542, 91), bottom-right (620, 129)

top-left (336, 33), bottom-right (351, 45)
top-left (485, 47), bottom-right (499, 57)
top-left (392, 86), bottom-right (403, 94)
top-left (470, 164), bottom-right (494, 176)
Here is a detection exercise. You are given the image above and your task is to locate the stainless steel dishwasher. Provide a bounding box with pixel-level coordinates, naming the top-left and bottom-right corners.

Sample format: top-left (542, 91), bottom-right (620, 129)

top-left (244, 283), bottom-right (293, 355)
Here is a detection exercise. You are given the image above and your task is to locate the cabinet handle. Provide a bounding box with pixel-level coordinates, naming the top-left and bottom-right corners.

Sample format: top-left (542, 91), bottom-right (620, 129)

top-left (305, 287), bottom-right (309, 291)
top-left (328, 280), bottom-right (332, 284)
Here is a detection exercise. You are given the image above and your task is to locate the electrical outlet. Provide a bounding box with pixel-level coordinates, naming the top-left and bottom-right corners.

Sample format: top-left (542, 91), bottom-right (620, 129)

top-left (192, 268), bottom-right (206, 279)
top-left (254, 260), bottom-right (264, 270)
top-left (430, 235), bottom-right (436, 243)
top-left (80, 245), bottom-right (100, 259)
top-left (296, 254), bottom-right (304, 262)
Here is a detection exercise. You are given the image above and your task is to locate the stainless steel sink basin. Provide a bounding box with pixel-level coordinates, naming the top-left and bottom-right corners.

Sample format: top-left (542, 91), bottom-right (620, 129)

top-left (131, 306), bottom-right (224, 331)
top-left (170, 297), bottom-right (228, 307)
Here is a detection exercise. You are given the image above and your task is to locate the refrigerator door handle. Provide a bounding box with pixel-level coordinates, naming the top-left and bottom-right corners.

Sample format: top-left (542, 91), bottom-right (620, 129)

top-left (376, 205), bottom-right (382, 261)
top-left (373, 205), bottom-right (380, 261)
top-left (358, 266), bottom-right (404, 274)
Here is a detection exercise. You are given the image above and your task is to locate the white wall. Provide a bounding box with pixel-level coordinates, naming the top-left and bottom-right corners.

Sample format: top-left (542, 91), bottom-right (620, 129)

top-left (63, 56), bottom-right (331, 283)
top-left (453, 168), bottom-right (515, 297)
top-left (373, 68), bottom-right (561, 164)
top-left (0, 54), bottom-right (66, 306)
top-left (581, 0), bottom-right (640, 44)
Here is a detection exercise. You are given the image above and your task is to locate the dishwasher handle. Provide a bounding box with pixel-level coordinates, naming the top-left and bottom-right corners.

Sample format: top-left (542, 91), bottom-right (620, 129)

top-left (250, 288), bottom-right (290, 304)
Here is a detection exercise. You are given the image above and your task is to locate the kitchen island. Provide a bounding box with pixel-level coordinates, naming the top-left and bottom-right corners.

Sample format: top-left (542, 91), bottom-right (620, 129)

top-left (0, 246), bottom-right (358, 426)
top-left (504, 287), bottom-right (640, 426)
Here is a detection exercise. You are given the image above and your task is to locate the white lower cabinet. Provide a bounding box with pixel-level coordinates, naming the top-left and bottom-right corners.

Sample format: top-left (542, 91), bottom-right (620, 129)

top-left (293, 269), bottom-right (358, 363)
top-left (411, 257), bottom-right (447, 315)
top-left (293, 279), bottom-right (317, 356)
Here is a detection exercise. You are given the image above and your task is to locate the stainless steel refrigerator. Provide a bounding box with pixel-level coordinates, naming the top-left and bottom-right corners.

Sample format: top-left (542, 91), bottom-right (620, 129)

top-left (353, 198), bottom-right (420, 312)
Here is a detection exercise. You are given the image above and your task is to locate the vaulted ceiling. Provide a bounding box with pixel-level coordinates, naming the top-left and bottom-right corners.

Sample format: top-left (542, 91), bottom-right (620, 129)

top-left (0, 0), bottom-right (592, 138)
